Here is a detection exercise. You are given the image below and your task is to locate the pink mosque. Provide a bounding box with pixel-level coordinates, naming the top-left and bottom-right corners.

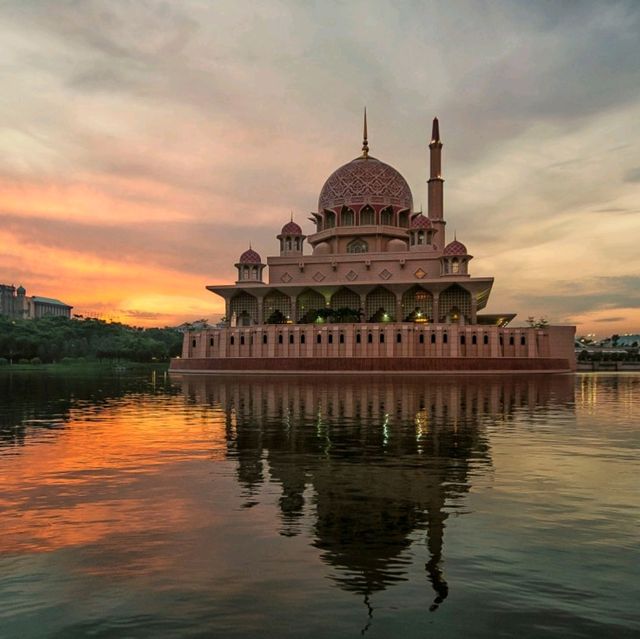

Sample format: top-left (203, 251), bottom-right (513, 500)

top-left (171, 116), bottom-right (575, 373)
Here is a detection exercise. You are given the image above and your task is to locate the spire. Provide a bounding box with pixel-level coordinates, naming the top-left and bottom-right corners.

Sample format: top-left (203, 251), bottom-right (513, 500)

top-left (431, 117), bottom-right (441, 144)
top-left (290, 210), bottom-right (293, 222)
top-left (361, 107), bottom-right (369, 158)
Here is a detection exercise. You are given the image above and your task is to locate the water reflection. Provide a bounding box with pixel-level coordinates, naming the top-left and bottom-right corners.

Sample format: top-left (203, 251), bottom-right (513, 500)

top-left (176, 374), bottom-right (575, 610)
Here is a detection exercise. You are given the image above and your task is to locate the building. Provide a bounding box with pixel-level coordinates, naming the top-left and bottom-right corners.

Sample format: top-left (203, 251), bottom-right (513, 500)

top-left (0, 284), bottom-right (72, 320)
top-left (171, 116), bottom-right (575, 373)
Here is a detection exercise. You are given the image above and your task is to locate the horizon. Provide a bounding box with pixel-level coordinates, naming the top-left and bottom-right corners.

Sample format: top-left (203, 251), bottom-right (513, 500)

top-left (1, 1), bottom-right (639, 334)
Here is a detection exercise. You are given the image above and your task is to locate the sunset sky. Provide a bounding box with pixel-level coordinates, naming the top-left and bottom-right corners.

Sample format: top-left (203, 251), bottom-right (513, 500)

top-left (1, 1), bottom-right (639, 335)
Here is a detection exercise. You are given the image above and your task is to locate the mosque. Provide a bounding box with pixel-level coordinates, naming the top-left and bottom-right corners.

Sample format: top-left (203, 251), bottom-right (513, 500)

top-left (171, 115), bottom-right (575, 373)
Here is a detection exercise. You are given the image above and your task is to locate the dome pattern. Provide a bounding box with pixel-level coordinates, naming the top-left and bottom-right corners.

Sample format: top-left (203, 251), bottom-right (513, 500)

top-left (238, 248), bottom-right (262, 264)
top-left (443, 240), bottom-right (467, 256)
top-left (318, 156), bottom-right (413, 212)
top-left (280, 221), bottom-right (302, 235)
top-left (410, 214), bottom-right (432, 229)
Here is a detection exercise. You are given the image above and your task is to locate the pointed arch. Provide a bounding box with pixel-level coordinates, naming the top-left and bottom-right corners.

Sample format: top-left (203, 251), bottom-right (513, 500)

top-left (439, 284), bottom-right (471, 324)
top-left (340, 206), bottom-right (355, 226)
top-left (330, 287), bottom-right (361, 322)
top-left (230, 292), bottom-right (258, 326)
top-left (296, 289), bottom-right (326, 322)
top-left (365, 286), bottom-right (396, 322)
top-left (380, 206), bottom-right (394, 226)
top-left (264, 290), bottom-right (292, 324)
top-left (360, 204), bottom-right (375, 225)
top-left (402, 286), bottom-right (433, 322)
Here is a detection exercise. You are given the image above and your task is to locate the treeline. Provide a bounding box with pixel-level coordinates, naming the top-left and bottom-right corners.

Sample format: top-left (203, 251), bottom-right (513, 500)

top-left (0, 316), bottom-right (183, 364)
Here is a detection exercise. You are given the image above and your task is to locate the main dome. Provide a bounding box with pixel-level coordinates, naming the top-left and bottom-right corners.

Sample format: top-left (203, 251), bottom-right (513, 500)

top-left (318, 156), bottom-right (413, 212)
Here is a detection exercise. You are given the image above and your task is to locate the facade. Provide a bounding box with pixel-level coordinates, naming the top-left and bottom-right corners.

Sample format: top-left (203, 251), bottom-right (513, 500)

top-left (172, 116), bottom-right (575, 373)
top-left (0, 285), bottom-right (72, 320)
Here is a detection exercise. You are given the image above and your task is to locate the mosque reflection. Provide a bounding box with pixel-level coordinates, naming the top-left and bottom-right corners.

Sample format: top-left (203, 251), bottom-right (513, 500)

top-left (176, 373), bottom-right (575, 610)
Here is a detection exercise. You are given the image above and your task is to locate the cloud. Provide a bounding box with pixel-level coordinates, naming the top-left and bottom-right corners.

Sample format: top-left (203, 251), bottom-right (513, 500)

top-left (0, 1), bottom-right (639, 332)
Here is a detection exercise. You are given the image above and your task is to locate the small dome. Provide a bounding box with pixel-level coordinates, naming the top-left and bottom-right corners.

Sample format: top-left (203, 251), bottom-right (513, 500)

top-left (313, 242), bottom-right (331, 256)
top-left (280, 220), bottom-right (302, 235)
top-left (444, 240), bottom-right (467, 256)
top-left (16, 285), bottom-right (26, 295)
top-left (238, 248), bottom-right (262, 264)
top-left (410, 214), bottom-right (432, 229)
top-left (387, 238), bottom-right (408, 252)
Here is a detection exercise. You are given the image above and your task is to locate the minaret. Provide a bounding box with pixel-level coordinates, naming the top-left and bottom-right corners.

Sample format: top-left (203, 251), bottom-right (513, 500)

top-left (428, 117), bottom-right (445, 249)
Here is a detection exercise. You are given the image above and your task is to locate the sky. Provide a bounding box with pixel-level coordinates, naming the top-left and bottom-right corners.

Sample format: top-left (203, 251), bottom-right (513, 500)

top-left (0, 0), bottom-right (639, 335)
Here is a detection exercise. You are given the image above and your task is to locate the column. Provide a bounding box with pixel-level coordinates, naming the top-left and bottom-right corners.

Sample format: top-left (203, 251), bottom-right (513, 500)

top-left (470, 297), bottom-right (478, 324)
top-left (395, 292), bottom-right (403, 323)
top-left (257, 298), bottom-right (264, 325)
top-left (432, 294), bottom-right (439, 324)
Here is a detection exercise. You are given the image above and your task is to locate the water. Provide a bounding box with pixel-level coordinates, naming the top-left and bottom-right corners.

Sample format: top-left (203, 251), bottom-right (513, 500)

top-left (0, 370), bottom-right (638, 638)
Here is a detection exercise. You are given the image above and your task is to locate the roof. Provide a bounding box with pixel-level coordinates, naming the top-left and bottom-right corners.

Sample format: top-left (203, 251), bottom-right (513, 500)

top-left (238, 248), bottom-right (262, 264)
top-left (32, 296), bottom-right (72, 308)
top-left (443, 240), bottom-right (468, 256)
top-left (318, 155), bottom-right (413, 212)
top-left (280, 220), bottom-right (303, 235)
top-left (410, 214), bottom-right (432, 229)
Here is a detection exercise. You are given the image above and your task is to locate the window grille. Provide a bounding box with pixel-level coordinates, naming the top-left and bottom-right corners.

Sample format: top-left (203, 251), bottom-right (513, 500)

top-left (341, 207), bottom-right (355, 226)
top-left (331, 288), bottom-right (360, 313)
top-left (380, 207), bottom-right (394, 225)
top-left (439, 285), bottom-right (471, 323)
top-left (347, 239), bottom-right (368, 254)
top-left (264, 291), bottom-right (291, 322)
top-left (297, 290), bottom-right (325, 322)
top-left (402, 286), bottom-right (433, 321)
top-left (230, 292), bottom-right (258, 326)
top-left (365, 287), bottom-right (395, 322)
top-left (360, 205), bottom-right (375, 225)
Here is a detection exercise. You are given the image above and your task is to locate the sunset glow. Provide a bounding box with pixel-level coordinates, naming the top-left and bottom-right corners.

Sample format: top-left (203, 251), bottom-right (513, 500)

top-left (1, 2), bottom-right (639, 333)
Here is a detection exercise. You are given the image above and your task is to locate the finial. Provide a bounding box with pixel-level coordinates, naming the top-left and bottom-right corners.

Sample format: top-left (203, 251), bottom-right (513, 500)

top-left (431, 116), bottom-right (440, 143)
top-left (362, 107), bottom-right (369, 158)
top-left (290, 210), bottom-right (293, 222)
top-left (249, 242), bottom-right (252, 250)
top-left (454, 230), bottom-right (457, 241)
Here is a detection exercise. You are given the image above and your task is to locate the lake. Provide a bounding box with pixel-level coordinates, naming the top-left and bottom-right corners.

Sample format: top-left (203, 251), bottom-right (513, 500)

top-left (0, 369), bottom-right (638, 638)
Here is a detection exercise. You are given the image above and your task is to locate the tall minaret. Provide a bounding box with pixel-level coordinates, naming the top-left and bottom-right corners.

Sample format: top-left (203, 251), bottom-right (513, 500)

top-left (428, 117), bottom-right (445, 249)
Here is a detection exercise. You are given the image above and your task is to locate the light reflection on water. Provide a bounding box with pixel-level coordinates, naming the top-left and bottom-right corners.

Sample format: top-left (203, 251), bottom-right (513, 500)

top-left (0, 371), bottom-right (638, 638)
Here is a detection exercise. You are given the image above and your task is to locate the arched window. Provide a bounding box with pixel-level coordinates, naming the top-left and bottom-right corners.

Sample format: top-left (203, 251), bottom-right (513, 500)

top-left (521, 336), bottom-right (526, 346)
top-left (328, 334), bottom-right (334, 344)
top-left (339, 333), bottom-right (345, 344)
top-left (240, 335), bottom-right (245, 345)
top-left (230, 336), bottom-right (235, 345)
top-left (356, 333), bottom-right (361, 344)
top-left (192, 339), bottom-right (196, 348)
top-left (431, 333), bottom-right (436, 344)
top-left (452, 258), bottom-right (460, 274)
top-left (263, 334), bottom-right (268, 345)
top-left (264, 290), bottom-right (292, 324)
top-left (439, 285), bottom-right (471, 324)
top-left (368, 333), bottom-right (373, 344)
top-left (417, 231), bottom-right (425, 245)
top-left (289, 333), bottom-right (294, 344)
top-left (398, 211), bottom-right (409, 228)
top-left (460, 335), bottom-right (465, 345)
top-left (360, 205), bottom-right (375, 225)
top-left (316, 333), bottom-right (322, 344)
top-left (483, 334), bottom-right (489, 345)
top-left (380, 207), bottom-right (394, 225)
top-left (230, 292), bottom-right (258, 326)
top-left (419, 334), bottom-right (425, 344)
top-left (472, 334), bottom-right (477, 345)
top-left (402, 286), bottom-right (433, 322)
top-left (297, 289), bottom-right (326, 322)
top-left (365, 287), bottom-right (395, 322)
top-left (209, 337), bottom-right (214, 346)
top-left (396, 333), bottom-right (402, 343)
top-left (443, 333), bottom-right (448, 344)
top-left (341, 207), bottom-right (355, 226)
top-left (278, 333), bottom-right (283, 344)
top-left (300, 333), bottom-right (305, 344)
top-left (347, 239), bottom-right (368, 254)
top-left (380, 332), bottom-right (385, 344)
top-left (325, 210), bottom-right (336, 228)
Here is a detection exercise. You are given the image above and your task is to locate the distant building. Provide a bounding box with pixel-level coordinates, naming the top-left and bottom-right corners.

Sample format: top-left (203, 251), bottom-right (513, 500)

top-left (0, 285), bottom-right (72, 320)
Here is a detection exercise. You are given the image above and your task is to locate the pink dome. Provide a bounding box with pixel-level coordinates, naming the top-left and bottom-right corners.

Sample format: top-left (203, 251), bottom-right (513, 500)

top-left (280, 220), bottom-right (302, 235)
top-left (444, 240), bottom-right (467, 256)
top-left (238, 248), bottom-right (262, 264)
top-left (318, 156), bottom-right (413, 212)
top-left (410, 214), bottom-right (432, 229)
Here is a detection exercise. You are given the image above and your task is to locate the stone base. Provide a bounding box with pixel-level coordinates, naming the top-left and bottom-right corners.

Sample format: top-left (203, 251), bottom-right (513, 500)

top-left (170, 356), bottom-right (573, 374)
